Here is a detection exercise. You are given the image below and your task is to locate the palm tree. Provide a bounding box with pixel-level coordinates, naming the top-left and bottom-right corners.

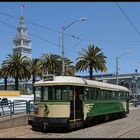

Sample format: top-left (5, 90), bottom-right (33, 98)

top-left (1, 54), bottom-right (31, 90)
top-left (39, 53), bottom-right (76, 76)
top-left (0, 67), bottom-right (8, 90)
top-left (63, 58), bottom-right (76, 76)
top-left (76, 45), bottom-right (107, 79)
top-left (29, 58), bottom-right (42, 101)
top-left (39, 54), bottom-right (60, 75)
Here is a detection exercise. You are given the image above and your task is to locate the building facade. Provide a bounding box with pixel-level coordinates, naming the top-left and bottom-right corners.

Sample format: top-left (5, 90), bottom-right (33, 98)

top-left (92, 73), bottom-right (140, 98)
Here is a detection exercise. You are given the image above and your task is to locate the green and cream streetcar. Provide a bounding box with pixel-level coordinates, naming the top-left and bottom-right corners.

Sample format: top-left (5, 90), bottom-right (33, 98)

top-left (28, 75), bottom-right (129, 131)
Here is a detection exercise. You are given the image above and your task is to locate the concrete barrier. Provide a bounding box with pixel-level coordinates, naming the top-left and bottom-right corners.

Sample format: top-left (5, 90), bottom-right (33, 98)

top-left (0, 113), bottom-right (33, 130)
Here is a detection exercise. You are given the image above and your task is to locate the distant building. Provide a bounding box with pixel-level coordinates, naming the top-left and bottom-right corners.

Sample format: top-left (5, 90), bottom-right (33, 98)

top-left (0, 79), bottom-right (32, 94)
top-left (83, 73), bottom-right (140, 97)
top-left (13, 16), bottom-right (32, 59)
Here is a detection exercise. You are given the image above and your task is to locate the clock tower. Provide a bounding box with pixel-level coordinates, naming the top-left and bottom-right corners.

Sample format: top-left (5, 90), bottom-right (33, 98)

top-left (13, 16), bottom-right (32, 59)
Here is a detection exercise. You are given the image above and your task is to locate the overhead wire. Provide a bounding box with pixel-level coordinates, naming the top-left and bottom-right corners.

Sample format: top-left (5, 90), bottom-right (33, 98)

top-left (0, 19), bottom-right (78, 58)
top-left (115, 2), bottom-right (140, 37)
top-left (0, 11), bottom-right (81, 40)
top-left (1, 11), bottom-right (140, 46)
top-left (0, 20), bottom-right (60, 48)
top-left (1, 9), bottom-right (140, 59)
top-left (0, 11), bottom-right (83, 54)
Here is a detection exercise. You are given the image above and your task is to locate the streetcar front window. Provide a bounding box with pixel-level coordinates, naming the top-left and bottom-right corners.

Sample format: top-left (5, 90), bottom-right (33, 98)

top-left (35, 86), bottom-right (53, 102)
top-left (34, 86), bottom-right (69, 101)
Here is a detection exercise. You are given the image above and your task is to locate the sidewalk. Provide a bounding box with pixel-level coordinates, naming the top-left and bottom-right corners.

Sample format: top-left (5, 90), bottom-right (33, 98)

top-left (0, 113), bottom-right (33, 130)
top-left (129, 104), bottom-right (140, 110)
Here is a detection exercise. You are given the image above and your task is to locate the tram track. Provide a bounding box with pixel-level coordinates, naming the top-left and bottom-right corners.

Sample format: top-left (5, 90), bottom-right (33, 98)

top-left (15, 132), bottom-right (66, 138)
top-left (111, 122), bottom-right (140, 138)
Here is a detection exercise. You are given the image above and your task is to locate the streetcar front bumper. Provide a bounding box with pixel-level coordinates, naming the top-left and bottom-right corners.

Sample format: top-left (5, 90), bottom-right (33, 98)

top-left (28, 117), bottom-right (69, 129)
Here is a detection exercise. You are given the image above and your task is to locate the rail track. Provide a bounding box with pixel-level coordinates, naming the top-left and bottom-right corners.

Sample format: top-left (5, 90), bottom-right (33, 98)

top-left (111, 122), bottom-right (140, 138)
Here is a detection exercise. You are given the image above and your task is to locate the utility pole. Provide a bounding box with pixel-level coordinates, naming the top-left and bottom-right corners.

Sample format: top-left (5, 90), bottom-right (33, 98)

top-left (61, 17), bottom-right (86, 75)
top-left (116, 51), bottom-right (132, 85)
top-left (116, 57), bottom-right (119, 85)
top-left (135, 69), bottom-right (138, 107)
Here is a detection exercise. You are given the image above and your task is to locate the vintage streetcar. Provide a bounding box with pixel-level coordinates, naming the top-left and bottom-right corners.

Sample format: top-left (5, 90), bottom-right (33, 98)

top-left (28, 75), bottom-right (129, 131)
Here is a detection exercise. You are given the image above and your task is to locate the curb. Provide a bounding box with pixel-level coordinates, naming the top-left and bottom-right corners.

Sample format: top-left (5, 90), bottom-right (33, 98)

top-left (0, 113), bottom-right (33, 130)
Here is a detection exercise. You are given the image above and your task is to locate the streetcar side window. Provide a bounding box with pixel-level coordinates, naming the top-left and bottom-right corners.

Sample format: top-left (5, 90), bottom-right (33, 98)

top-left (62, 89), bottom-right (68, 100)
top-left (112, 91), bottom-right (116, 99)
top-left (48, 86), bottom-right (53, 100)
top-left (75, 86), bottom-right (84, 100)
top-left (41, 87), bottom-right (44, 101)
top-left (102, 90), bottom-right (108, 99)
top-left (100, 90), bottom-right (117, 100)
top-left (44, 87), bottom-right (49, 100)
top-left (119, 91), bottom-right (127, 100)
top-left (118, 91), bottom-right (122, 100)
top-left (84, 87), bottom-right (91, 100)
top-left (54, 86), bottom-right (68, 101)
top-left (107, 91), bottom-right (112, 99)
top-left (115, 91), bottom-right (119, 100)
top-left (126, 92), bottom-right (129, 100)
top-left (69, 86), bottom-right (73, 100)
top-left (84, 87), bottom-right (99, 100)
top-left (35, 87), bottom-right (41, 102)
top-left (91, 88), bottom-right (96, 99)
top-left (55, 89), bottom-right (61, 100)
top-left (95, 89), bottom-right (100, 100)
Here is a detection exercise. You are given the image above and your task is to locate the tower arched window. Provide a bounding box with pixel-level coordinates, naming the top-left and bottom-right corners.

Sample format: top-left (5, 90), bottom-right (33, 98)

top-left (16, 41), bottom-right (21, 46)
top-left (23, 40), bottom-right (28, 46)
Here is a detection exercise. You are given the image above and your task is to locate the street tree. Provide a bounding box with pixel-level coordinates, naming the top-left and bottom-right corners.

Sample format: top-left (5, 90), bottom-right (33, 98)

top-left (1, 54), bottom-right (31, 90)
top-left (76, 45), bottom-right (107, 79)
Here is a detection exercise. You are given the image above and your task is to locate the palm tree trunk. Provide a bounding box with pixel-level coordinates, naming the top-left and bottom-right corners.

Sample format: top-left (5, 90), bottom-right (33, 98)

top-left (89, 65), bottom-right (93, 80)
top-left (15, 76), bottom-right (19, 90)
top-left (32, 75), bottom-right (36, 102)
top-left (4, 77), bottom-right (7, 90)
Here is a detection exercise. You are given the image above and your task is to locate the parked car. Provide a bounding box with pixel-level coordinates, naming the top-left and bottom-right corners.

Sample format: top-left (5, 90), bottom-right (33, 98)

top-left (0, 98), bottom-right (8, 106)
top-left (129, 99), bottom-right (140, 106)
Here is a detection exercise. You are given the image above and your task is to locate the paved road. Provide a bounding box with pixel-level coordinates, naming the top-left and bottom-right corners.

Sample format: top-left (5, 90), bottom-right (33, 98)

top-left (0, 105), bottom-right (140, 138)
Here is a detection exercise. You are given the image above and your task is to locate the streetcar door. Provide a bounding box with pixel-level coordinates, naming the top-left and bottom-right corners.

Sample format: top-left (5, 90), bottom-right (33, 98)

top-left (69, 86), bottom-right (83, 121)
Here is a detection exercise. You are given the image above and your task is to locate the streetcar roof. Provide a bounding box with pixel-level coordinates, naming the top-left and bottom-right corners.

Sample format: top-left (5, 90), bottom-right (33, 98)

top-left (34, 76), bottom-right (129, 92)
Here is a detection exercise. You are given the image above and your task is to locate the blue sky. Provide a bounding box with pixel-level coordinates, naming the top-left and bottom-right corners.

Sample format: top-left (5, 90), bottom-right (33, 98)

top-left (0, 2), bottom-right (140, 76)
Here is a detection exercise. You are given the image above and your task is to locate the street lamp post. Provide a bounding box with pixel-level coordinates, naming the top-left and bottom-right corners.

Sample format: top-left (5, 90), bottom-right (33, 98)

top-left (116, 51), bottom-right (132, 85)
top-left (134, 69), bottom-right (138, 107)
top-left (61, 17), bottom-right (86, 75)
